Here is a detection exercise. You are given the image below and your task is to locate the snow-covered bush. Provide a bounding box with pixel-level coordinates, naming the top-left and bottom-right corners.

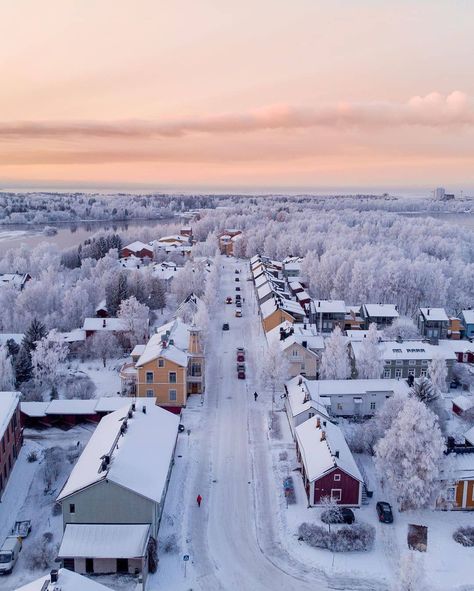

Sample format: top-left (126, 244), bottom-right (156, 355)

top-left (43, 447), bottom-right (65, 492)
top-left (27, 450), bottom-right (38, 463)
top-left (24, 532), bottom-right (59, 570)
top-left (64, 375), bottom-right (96, 400)
top-left (298, 522), bottom-right (375, 552)
top-left (453, 526), bottom-right (474, 547)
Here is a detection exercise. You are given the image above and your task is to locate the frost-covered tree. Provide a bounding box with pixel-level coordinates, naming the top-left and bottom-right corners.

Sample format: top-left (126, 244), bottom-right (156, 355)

top-left (356, 323), bottom-right (383, 378)
top-left (260, 340), bottom-right (289, 396)
top-left (375, 397), bottom-right (445, 511)
top-left (31, 330), bottom-right (68, 387)
top-left (117, 296), bottom-right (149, 348)
top-left (383, 317), bottom-right (420, 340)
top-left (105, 272), bottom-right (129, 316)
top-left (428, 353), bottom-right (448, 395)
top-left (0, 347), bottom-right (15, 390)
top-left (171, 262), bottom-right (204, 302)
top-left (409, 377), bottom-right (437, 404)
top-left (148, 276), bottom-right (167, 313)
top-left (320, 326), bottom-right (351, 379)
top-left (89, 332), bottom-right (122, 367)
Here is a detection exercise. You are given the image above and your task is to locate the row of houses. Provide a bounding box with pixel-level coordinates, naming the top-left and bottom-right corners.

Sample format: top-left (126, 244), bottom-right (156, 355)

top-left (120, 228), bottom-right (193, 261)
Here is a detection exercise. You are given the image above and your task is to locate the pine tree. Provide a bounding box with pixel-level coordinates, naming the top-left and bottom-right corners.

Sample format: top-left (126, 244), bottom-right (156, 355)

top-left (14, 346), bottom-right (33, 386)
top-left (105, 272), bottom-right (129, 315)
top-left (149, 277), bottom-right (167, 313)
top-left (409, 377), bottom-right (437, 404)
top-left (50, 384), bottom-right (59, 400)
top-left (22, 318), bottom-right (48, 353)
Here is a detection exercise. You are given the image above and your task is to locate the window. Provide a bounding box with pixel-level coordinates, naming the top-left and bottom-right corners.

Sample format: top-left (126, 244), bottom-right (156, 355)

top-left (158, 359), bottom-right (164, 368)
top-left (146, 389), bottom-right (154, 398)
top-left (336, 403), bottom-right (343, 410)
top-left (63, 558), bottom-right (75, 571)
top-left (169, 372), bottom-right (177, 384)
top-left (308, 412), bottom-right (315, 418)
top-left (396, 359), bottom-right (403, 365)
top-left (334, 474), bottom-right (341, 482)
top-left (395, 368), bottom-right (403, 378)
top-left (69, 503), bottom-right (75, 514)
top-left (409, 359), bottom-right (416, 366)
top-left (331, 489), bottom-right (342, 502)
top-left (420, 369), bottom-right (428, 377)
top-left (292, 349), bottom-right (298, 357)
top-left (446, 487), bottom-right (456, 501)
top-left (169, 389), bottom-right (177, 401)
top-left (146, 371), bottom-right (154, 383)
top-left (383, 369), bottom-right (391, 378)
top-left (370, 402), bottom-right (376, 410)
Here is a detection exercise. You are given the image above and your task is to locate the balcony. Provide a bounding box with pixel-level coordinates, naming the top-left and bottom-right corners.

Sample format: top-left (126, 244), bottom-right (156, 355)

top-left (119, 362), bottom-right (137, 383)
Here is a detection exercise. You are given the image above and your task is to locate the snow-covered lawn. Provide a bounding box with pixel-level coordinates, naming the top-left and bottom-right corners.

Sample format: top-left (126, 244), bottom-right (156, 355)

top-left (67, 359), bottom-right (123, 397)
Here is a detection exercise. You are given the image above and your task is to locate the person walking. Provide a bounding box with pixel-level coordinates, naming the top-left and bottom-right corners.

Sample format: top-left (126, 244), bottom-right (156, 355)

top-left (254, 391), bottom-right (258, 402)
top-left (196, 494), bottom-right (202, 507)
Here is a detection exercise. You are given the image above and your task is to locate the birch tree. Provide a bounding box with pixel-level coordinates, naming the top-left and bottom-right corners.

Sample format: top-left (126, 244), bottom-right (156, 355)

top-left (356, 323), bottom-right (383, 378)
top-left (320, 326), bottom-right (351, 379)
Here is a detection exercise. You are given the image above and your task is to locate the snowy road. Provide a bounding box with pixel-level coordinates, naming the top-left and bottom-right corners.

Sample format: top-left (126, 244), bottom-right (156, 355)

top-left (154, 257), bottom-right (386, 591)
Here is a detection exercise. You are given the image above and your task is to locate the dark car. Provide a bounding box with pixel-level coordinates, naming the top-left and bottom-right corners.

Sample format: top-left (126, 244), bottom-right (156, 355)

top-left (222, 323), bottom-right (230, 331)
top-left (237, 364), bottom-right (246, 379)
top-left (178, 424), bottom-right (185, 433)
top-left (225, 296), bottom-right (232, 304)
top-left (235, 277), bottom-right (240, 282)
top-left (236, 301), bottom-right (242, 308)
top-left (236, 347), bottom-right (245, 362)
top-left (235, 270), bottom-right (239, 274)
top-left (322, 508), bottom-right (355, 525)
top-left (235, 286), bottom-right (241, 291)
top-left (235, 294), bottom-right (241, 301)
top-left (376, 501), bottom-right (394, 523)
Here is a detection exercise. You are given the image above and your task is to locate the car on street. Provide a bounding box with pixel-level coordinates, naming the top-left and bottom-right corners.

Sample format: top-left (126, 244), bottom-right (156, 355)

top-left (235, 277), bottom-right (239, 282)
top-left (236, 301), bottom-right (242, 307)
top-left (237, 364), bottom-right (246, 379)
top-left (376, 501), bottom-right (394, 523)
top-left (235, 309), bottom-right (242, 317)
top-left (235, 269), bottom-right (239, 274)
top-left (235, 286), bottom-right (241, 291)
top-left (226, 296), bottom-right (232, 304)
top-left (235, 293), bottom-right (241, 300)
top-left (236, 347), bottom-right (245, 362)
top-left (222, 323), bottom-right (230, 331)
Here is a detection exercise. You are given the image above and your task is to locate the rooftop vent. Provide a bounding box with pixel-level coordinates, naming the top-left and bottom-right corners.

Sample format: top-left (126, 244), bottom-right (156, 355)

top-left (102, 318), bottom-right (106, 328)
top-left (320, 430), bottom-right (326, 442)
top-left (142, 405), bottom-right (147, 414)
top-left (50, 570), bottom-right (59, 583)
top-left (334, 450), bottom-right (340, 458)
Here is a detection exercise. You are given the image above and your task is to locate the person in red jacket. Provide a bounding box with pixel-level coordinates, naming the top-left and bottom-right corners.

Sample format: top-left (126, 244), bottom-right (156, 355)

top-left (196, 494), bottom-right (202, 507)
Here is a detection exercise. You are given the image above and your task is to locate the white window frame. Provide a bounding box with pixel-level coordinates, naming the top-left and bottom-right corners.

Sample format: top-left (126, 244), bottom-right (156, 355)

top-left (420, 368), bottom-right (428, 377)
top-left (446, 486), bottom-right (456, 502)
top-left (334, 474), bottom-right (341, 482)
top-left (408, 368), bottom-right (416, 377)
top-left (383, 368), bottom-right (391, 378)
top-left (331, 489), bottom-right (342, 502)
top-left (395, 368), bottom-right (403, 378)
top-left (169, 389), bottom-right (177, 402)
top-left (370, 402), bottom-right (376, 410)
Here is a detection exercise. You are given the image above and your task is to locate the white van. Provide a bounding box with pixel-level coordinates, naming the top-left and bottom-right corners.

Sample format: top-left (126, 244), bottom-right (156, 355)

top-left (0, 536), bottom-right (22, 575)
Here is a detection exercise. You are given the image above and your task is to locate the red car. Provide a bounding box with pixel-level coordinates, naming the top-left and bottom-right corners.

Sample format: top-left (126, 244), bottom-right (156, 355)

top-left (226, 296), bottom-right (232, 304)
top-left (236, 347), bottom-right (245, 362)
top-left (237, 364), bottom-right (246, 379)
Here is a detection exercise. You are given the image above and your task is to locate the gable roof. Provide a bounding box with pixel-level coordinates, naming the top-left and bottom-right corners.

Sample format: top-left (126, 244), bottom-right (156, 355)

top-left (136, 318), bottom-right (190, 367)
top-left (15, 568), bottom-right (114, 591)
top-left (57, 403), bottom-right (179, 503)
top-left (122, 241), bottom-right (153, 253)
top-left (363, 303), bottom-right (399, 318)
top-left (461, 309), bottom-right (474, 325)
top-left (419, 307), bottom-right (449, 322)
top-left (311, 299), bottom-right (346, 314)
top-left (0, 391), bottom-right (20, 440)
top-left (296, 416), bottom-right (362, 483)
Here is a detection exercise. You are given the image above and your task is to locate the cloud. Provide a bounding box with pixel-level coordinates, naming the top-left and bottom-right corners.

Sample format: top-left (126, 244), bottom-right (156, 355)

top-left (0, 92), bottom-right (472, 141)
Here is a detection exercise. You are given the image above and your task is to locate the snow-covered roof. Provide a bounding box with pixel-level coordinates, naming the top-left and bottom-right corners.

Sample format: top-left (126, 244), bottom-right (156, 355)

top-left (453, 395), bottom-right (474, 412)
top-left (283, 261), bottom-right (302, 271)
top-left (285, 376), bottom-right (331, 419)
top-left (95, 299), bottom-right (107, 312)
top-left (464, 426), bottom-right (474, 446)
top-left (93, 396), bottom-right (142, 413)
top-left (267, 322), bottom-right (324, 353)
top-left (82, 317), bottom-right (128, 332)
top-left (57, 403), bottom-right (179, 503)
top-left (277, 297), bottom-right (307, 316)
top-left (46, 399), bottom-right (97, 415)
top-left (0, 273), bottom-right (29, 289)
top-left (257, 282), bottom-right (273, 300)
top-left (254, 274), bottom-right (269, 289)
top-left (250, 254), bottom-right (260, 265)
top-left (260, 298), bottom-right (278, 320)
top-left (296, 290), bottom-right (311, 302)
top-left (419, 307), bottom-right (449, 322)
top-left (296, 416), bottom-right (362, 483)
top-left (54, 329), bottom-right (86, 343)
top-left (131, 344), bottom-right (146, 357)
top-left (363, 303), bottom-right (399, 318)
top-left (59, 524), bottom-right (150, 559)
top-left (461, 309), bottom-right (474, 325)
top-left (136, 318), bottom-right (190, 367)
top-left (123, 240), bottom-right (153, 253)
top-left (312, 299), bottom-right (346, 314)
top-left (438, 340), bottom-right (474, 354)
top-left (346, 329), bottom-right (384, 342)
top-left (451, 454), bottom-right (474, 480)
top-left (153, 262), bottom-right (181, 280)
top-left (20, 401), bottom-right (50, 417)
top-left (351, 340), bottom-right (456, 362)
top-left (0, 392), bottom-right (20, 439)
top-left (15, 568), bottom-right (114, 591)
top-left (289, 281), bottom-right (304, 292)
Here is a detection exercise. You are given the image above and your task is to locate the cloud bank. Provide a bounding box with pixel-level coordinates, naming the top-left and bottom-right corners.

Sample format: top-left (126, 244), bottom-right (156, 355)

top-left (0, 92), bottom-right (472, 140)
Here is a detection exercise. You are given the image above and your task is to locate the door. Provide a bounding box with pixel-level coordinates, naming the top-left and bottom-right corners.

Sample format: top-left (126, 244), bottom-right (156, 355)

top-left (117, 558), bottom-right (129, 573)
top-left (85, 558), bottom-right (94, 573)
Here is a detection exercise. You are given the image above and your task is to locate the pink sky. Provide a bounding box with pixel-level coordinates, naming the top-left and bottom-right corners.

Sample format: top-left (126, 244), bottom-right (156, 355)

top-left (1, 1), bottom-right (473, 190)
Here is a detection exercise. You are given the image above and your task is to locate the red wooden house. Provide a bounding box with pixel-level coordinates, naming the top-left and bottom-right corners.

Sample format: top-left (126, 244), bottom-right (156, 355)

top-left (295, 415), bottom-right (363, 507)
top-left (120, 241), bottom-right (154, 260)
top-left (0, 392), bottom-right (22, 496)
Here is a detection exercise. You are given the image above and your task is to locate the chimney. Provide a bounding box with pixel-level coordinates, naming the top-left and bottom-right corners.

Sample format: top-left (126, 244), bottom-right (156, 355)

top-left (334, 450), bottom-right (339, 458)
top-left (427, 308), bottom-right (430, 316)
top-left (50, 570), bottom-right (59, 584)
top-left (142, 405), bottom-right (147, 414)
top-left (102, 318), bottom-right (106, 328)
top-left (316, 417), bottom-right (321, 428)
top-left (320, 430), bottom-right (326, 441)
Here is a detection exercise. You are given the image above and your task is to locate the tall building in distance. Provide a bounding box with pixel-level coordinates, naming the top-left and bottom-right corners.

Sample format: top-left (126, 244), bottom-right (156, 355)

top-left (434, 187), bottom-right (455, 201)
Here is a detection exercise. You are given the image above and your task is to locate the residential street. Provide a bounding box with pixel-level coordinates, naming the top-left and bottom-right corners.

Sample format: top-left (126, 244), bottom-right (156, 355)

top-left (154, 257), bottom-right (385, 591)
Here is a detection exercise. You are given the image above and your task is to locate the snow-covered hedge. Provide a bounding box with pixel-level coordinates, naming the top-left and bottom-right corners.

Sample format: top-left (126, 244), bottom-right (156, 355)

top-left (453, 526), bottom-right (474, 547)
top-left (298, 522), bottom-right (375, 552)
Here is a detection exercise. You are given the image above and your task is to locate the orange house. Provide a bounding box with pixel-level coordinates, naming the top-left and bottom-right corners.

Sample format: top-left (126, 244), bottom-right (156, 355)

top-left (438, 454), bottom-right (474, 510)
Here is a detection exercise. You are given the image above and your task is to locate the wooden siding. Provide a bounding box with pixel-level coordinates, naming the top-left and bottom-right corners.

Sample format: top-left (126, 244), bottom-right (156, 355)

top-left (313, 467), bottom-right (361, 507)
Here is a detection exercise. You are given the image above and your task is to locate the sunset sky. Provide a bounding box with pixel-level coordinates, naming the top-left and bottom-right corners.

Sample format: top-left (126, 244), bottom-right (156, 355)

top-left (1, 0), bottom-right (474, 191)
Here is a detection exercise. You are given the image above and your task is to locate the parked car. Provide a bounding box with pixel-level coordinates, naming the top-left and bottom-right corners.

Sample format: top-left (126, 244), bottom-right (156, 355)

top-left (235, 270), bottom-right (239, 274)
top-left (236, 301), bottom-right (242, 308)
top-left (235, 294), bottom-right (241, 301)
top-left (11, 521), bottom-right (31, 539)
top-left (225, 296), bottom-right (232, 304)
top-left (222, 323), bottom-right (230, 331)
top-left (236, 347), bottom-right (245, 362)
top-left (178, 424), bottom-right (185, 433)
top-left (376, 501), bottom-right (394, 523)
top-left (237, 364), bottom-right (246, 379)
top-left (322, 508), bottom-right (355, 525)
top-left (235, 286), bottom-right (241, 291)
top-left (235, 277), bottom-right (240, 282)
top-left (235, 309), bottom-right (242, 317)
top-left (0, 536), bottom-right (22, 575)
